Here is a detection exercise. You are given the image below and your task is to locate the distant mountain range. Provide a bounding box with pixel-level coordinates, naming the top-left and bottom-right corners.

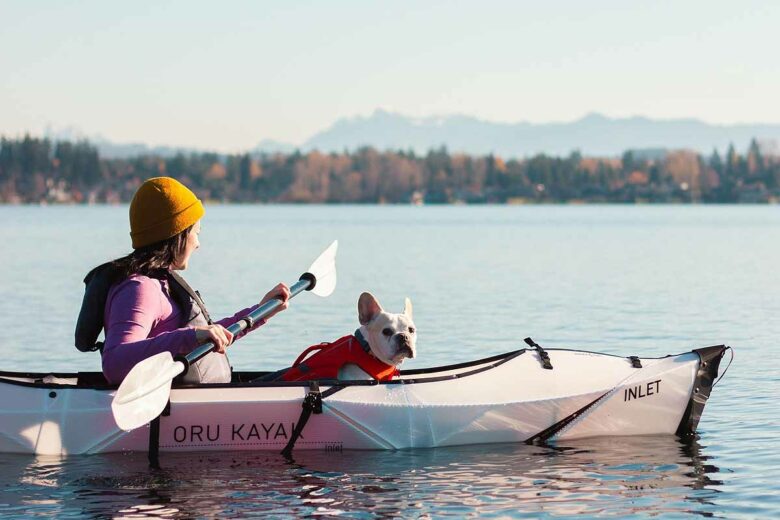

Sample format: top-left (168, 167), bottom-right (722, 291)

top-left (45, 111), bottom-right (780, 159)
top-left (43, 126), bottom-right (203, 159)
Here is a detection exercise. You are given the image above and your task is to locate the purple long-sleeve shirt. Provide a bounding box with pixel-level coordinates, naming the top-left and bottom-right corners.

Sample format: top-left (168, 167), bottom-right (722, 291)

top-left (101, 275), bottom-right (263, 384)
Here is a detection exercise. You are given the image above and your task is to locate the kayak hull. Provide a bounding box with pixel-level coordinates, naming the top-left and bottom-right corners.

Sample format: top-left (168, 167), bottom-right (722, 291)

top-left (0, 346), bottom-right (728, 455)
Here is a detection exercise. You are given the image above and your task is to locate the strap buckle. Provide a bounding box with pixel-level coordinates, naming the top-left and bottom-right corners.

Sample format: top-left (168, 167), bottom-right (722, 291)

top-left (303, 382), bottom-right (323, 414)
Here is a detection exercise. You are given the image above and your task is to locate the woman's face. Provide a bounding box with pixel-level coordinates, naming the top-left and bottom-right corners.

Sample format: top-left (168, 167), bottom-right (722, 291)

top-left (174, 220), bottom-right (201, 270)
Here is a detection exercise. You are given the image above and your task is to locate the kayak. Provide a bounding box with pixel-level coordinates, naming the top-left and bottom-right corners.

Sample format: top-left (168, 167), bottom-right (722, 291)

top-left (0, 344), bottom-right (729, 456)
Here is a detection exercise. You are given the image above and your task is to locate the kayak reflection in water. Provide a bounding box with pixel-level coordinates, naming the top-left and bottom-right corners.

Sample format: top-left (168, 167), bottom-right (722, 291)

top-left (74, 177), bottom-right (290, 385)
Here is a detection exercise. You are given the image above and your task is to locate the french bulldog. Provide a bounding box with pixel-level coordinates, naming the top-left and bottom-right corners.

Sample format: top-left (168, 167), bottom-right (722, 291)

top-left (338, 292), bottom-right (417, 380)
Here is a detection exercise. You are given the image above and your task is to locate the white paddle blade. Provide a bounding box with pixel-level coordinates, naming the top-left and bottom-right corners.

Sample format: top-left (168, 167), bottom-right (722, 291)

top-left (111, 352), bottom-right (185, 431)
top-left (308, 240), bottom-right (338, 297)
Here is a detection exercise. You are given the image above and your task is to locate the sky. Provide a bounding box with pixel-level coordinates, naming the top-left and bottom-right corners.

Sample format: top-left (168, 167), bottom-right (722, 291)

top-left (1, 0), bottom-right (778, 152)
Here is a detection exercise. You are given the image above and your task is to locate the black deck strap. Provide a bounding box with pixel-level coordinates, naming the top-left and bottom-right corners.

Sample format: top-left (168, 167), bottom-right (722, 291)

top-left (249, 367), bottom-right (291, 382)
top-left (524, 337), bottom-right (553, 370)
top-left (280, 382), bottom-right (347, 458)
top-left (628, 356), bottom-right (642, 368)
top-left (148, 417), bottom-right (161, 469)
top-left (148, 400), bottom-right (171, 469)
top-left (281, 381), bottom-right (323, 459)
top-left (525, 391), bottom-right (610, 444)
top-left (320, 384), bottom-right (346, 399)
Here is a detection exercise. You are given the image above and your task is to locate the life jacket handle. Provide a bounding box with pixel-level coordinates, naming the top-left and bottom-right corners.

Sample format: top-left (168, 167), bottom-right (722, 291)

top-left (291, 343), bottom-right (331, 367)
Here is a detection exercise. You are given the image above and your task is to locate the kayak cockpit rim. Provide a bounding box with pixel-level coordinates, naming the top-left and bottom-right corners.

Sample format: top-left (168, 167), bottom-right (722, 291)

top-left (0, 344), bottom-right (728, 391)
top-left (0, 349), bottom-right (525, 390)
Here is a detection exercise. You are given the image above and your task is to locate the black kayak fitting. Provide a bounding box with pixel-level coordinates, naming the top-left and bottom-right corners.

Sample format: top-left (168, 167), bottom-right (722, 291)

top-left (676, 345), bottom-right (729, 437)
top-left (524, 337), bottom-right (553, 370)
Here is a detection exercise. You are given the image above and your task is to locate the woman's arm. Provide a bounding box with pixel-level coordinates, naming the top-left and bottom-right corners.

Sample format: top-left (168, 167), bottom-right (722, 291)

top-left (102, 277), bottom-right (198, 384)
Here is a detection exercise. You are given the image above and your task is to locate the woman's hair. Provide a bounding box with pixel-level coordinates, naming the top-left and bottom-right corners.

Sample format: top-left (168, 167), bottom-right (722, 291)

top-left (112, 224), bottom-right (193, 279)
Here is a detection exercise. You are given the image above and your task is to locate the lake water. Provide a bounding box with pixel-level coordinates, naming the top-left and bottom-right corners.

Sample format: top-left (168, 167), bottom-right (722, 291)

top-left (0, 204), bottom-right (777, 518)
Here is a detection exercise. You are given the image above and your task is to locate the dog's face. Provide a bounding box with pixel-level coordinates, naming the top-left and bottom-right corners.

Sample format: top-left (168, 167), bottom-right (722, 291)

top-left (358, 292), bottom-right (417, 366)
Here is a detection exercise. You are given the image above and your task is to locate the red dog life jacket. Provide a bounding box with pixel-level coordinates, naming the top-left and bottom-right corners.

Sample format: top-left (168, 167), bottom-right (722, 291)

top-left (281, 333), bottom-right (400, 382)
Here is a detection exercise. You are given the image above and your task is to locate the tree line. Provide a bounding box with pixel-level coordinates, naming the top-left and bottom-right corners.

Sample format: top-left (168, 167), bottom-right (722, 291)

top-left (1, 135), bottom-right (778, 204)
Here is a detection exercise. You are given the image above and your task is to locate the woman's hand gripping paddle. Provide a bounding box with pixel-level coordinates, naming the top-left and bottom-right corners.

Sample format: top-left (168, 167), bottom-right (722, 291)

top-left (111, 240), bottom-right (338, 431)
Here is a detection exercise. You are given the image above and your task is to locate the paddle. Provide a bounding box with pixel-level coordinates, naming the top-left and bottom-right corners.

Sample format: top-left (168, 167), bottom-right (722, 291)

top-left (111, 240), bottom-right (338, 431)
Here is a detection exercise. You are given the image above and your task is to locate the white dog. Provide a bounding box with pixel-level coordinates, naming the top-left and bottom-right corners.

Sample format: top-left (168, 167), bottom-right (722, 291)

top-left (339, 292), bottom-right (417, 380)
top-left (281, 292), bottom-right (417, 382)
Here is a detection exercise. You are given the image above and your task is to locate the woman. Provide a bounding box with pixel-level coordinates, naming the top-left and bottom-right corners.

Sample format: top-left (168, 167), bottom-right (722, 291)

top-left (90, 176), bottom-right (289, 384)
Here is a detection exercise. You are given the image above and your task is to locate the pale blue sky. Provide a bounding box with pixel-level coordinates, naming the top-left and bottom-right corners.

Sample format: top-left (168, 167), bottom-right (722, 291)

top-left (1, 0), bottom-right (778, 151)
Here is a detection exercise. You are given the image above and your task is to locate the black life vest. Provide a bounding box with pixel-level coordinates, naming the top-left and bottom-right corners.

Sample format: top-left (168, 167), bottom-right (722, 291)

top-left (75, 262), bottom-right (231, 384)
top-left (75, 262), bottom-right (124, 353)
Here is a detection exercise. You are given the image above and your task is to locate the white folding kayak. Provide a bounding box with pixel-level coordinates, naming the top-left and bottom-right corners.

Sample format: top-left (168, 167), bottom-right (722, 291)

top-left (0, 343), bottom-right (729, 457)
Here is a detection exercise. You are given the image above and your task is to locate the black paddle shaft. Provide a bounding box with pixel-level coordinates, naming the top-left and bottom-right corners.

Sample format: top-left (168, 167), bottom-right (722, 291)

top-left (175, 273), bottom-right (316, 374)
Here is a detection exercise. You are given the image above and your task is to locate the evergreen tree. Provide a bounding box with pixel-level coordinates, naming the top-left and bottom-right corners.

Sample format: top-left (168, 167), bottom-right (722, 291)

top-left (239, 154), bottom-right (251, 190)
top-left (708, 149), bottom-right (723, 174)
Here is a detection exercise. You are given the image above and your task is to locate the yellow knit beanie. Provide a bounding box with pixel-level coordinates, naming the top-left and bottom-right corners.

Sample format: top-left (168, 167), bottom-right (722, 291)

top-left (129, 177), bottom-right (205, 249)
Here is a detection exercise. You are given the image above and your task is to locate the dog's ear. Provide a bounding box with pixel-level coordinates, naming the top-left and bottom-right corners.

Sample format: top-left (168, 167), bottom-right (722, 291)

top-left (403, 297), bottom-right (413, 319)
top-left (358, 292), bottom-right (383, 325)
